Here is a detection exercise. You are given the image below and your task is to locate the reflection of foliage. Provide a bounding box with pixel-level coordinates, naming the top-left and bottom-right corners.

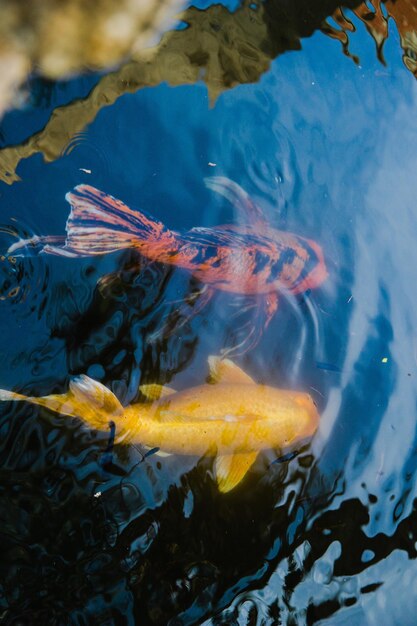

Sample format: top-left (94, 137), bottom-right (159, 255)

top-left (322, 1), bottom-right (388, 63)
top-left (0, 0), bottom-right (363, 184)
top-left (323, 0), bottom-right (417, 76)
top-left (2, 1), bottom-right (416, 184)
top-left (0, 0), bottom-right (181, 118)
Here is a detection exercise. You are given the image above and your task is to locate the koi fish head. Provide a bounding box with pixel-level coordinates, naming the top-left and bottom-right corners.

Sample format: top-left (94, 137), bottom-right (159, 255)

top-left (291, 392), bottom-right (320, 442)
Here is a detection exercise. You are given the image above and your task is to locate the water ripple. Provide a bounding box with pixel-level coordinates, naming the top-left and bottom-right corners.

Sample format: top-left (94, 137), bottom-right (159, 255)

top-left (0, 223), bottom-right (50, 321)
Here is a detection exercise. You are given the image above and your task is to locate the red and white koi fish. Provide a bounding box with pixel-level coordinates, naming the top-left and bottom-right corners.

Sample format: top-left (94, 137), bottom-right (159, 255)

top-left (9, 177), bottom-right (327, 351)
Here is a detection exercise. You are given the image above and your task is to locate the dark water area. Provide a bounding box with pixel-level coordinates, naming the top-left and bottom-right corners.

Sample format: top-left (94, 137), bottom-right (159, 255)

top-left (1, 1), bottom-right (417, 624)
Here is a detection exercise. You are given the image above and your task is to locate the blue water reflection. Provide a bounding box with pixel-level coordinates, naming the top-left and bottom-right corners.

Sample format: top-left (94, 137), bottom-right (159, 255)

top-left (1, 3), bottom-right (417, 624)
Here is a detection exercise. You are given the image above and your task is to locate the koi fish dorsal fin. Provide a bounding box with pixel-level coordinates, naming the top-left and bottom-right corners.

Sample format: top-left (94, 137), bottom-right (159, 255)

top-left (215, 451), bottom-right (258, 492)
top-left (69, 375), bottom-right (124, 416)
top-left (139, 384), bottom-right (176, 401)
top-left (207, 356), bottom-right (255, 385)
top-left (204, 176), bottom-right (266, 225)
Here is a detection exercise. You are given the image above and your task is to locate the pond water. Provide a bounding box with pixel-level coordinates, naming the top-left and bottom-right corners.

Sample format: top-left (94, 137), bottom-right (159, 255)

top-left (1, 1), bottom-right (417, 624)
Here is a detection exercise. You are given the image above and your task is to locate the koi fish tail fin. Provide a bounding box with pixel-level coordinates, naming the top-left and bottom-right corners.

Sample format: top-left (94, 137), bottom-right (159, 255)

top-left (0, 389), bottom-right (29, 403)
top-left (0, 387), bottom-right (74, 417)
top-left (57, 185), bottom-right (171, 257)
top-left (0, 376), bottom-right (126, 429)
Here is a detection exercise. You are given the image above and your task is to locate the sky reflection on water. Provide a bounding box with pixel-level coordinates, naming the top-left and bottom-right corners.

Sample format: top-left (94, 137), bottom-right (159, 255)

top-left (1, 2), bottom-right (417, 624)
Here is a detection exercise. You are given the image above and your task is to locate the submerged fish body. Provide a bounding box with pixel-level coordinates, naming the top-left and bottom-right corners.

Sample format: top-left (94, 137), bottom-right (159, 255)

top-left (9, 177), bottom-right (327, 353)
top-left (0, 357), bottom-right (319, 492)
top-left (57, 179), bottom-right (327, 296)
top-left (168, 224), bottom-right (326, 296)
top-left (124, 383), bottom-right (317, 455)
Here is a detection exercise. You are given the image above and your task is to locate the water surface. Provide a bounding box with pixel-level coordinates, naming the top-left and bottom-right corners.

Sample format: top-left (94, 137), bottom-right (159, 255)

top-left (1, 1), bottom-right (417, 624)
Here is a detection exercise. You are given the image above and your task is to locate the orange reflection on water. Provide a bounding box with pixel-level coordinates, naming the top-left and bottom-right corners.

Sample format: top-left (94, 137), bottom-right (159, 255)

top-left (324, 0), bottom-right (417, 76)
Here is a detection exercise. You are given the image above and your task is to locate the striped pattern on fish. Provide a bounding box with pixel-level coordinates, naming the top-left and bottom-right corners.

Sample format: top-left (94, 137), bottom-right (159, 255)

top-left (10, 177), bottom-right (327, 352)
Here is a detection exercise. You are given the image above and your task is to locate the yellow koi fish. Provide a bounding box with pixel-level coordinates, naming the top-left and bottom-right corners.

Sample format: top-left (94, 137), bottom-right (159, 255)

top-left (0, 357), bottom-right (319, 492)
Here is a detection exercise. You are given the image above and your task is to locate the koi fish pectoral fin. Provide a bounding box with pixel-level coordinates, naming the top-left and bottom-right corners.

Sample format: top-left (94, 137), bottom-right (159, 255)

top-left (69, 375), bottom-right (124, 417)
top-left (147, 285), bottom-right (213, 343)
top-left (204, 176), bottom-right (266, 226)
top-left (215, 451), bottom-right (258, 493)
top-left (220, 293), bottom-right (279, 359)
top-left (207, 355), bottom-right (255, 385)
top-left (264, 291), bottom-right (279, 326)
